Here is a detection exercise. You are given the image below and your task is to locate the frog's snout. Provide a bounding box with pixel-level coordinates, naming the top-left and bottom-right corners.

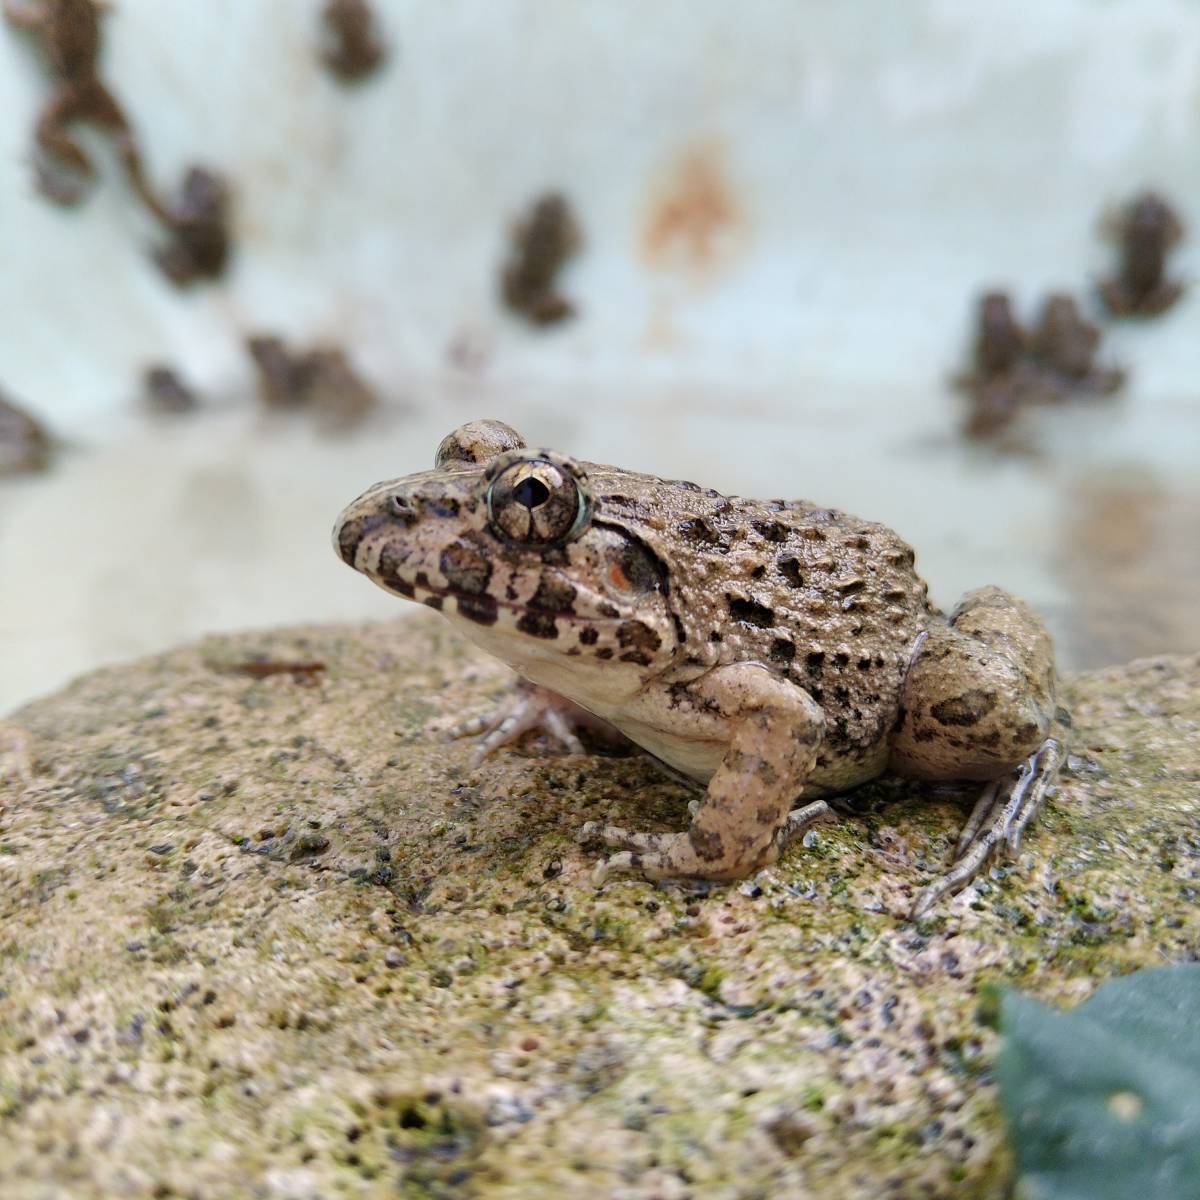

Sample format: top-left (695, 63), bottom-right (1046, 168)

top-left (333, 506), bottom-right (388, 567)
top-left (333, 475), bottom-right (473, 570)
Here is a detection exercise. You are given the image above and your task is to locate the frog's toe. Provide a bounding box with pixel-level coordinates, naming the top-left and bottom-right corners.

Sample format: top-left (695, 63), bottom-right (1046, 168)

top-left (910, 727), bottom-right (1068, 919)
top-left (590, 843), bottom-right (687, 885)
top-left (449, 682), bottom-right (588, 764)
top-left (588, 823), bottom-right (675, 855)
top-left (774, 799), bottom-right (835, 853)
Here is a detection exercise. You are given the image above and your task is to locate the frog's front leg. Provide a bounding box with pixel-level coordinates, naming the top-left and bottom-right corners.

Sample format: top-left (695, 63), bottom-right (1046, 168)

top-left (890, 586), bottom-right (1068, 917)
top-left (584, 663), bottom-right (824, 883)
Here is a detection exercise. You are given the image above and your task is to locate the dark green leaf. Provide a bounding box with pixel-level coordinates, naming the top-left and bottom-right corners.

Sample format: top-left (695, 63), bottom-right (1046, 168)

top-left (998, 964), bottom-right (1200, 1200)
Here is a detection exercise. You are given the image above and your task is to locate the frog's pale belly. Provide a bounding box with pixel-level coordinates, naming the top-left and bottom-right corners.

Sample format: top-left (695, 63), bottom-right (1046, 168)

top-left (487, 625), bottom-right (891, 795)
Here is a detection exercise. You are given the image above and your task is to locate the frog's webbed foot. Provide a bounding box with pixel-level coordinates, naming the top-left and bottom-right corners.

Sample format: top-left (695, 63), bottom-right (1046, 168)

top-left (910, 721), bottom-right (1067, 919)
top-left (450, 680), bottom-right (624, 766)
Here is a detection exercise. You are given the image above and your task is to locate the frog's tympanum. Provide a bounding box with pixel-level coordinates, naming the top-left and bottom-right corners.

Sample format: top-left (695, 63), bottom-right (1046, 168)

top-left (335, 422), bottom-right (1068, 916)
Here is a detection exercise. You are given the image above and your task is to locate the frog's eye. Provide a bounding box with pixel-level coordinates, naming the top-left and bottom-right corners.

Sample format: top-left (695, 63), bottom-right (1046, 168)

top-left (486, 458), bottom-right (589, 546)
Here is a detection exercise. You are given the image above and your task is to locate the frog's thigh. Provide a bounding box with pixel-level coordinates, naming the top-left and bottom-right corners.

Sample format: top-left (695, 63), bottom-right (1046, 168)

top-left (592, 663), bottom-right (824, 882)
top-left (890, 586), bottom-right (1056, 781)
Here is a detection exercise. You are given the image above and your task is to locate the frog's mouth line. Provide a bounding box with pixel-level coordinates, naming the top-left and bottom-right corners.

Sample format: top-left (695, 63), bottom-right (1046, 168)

top-left (403, 576), bottom-right (618, 633)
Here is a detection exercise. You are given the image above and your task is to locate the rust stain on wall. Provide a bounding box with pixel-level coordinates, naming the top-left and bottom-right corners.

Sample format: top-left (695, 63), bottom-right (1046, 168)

top-left (639, 141), bottom-right (746, 277)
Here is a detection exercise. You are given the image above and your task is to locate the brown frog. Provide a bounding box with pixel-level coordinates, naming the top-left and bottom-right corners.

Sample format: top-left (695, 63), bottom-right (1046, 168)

top-left (1098, 191), bottom-right (1186, 317)
top-left (334, 421), bottom-right (1068, 917)
top-left (319, 0), bottom-right (387, 83)
top-left (6, 0), bottom-right (231, 284)
top-left (153, 166), bottom-right (231, 286)
top-left (501, 193), bottom-right (582, 326)
top-left (0, 390), bottom-right (52, 474)
top-left (4, 0), bottom-right (161, 209)
top-left (1030, 293), bottom-right (1124, 396)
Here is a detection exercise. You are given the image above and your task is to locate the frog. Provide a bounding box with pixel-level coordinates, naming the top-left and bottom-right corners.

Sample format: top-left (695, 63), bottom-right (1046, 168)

top-left (334, 421), bottom-right (1068, 917)
top-left (319, 0), bottom-right (387, 83)
top-left (1098, 191), bottom-right (1186, 317)
top-left (500, 193), bottom-right (582, 326)
top-left (1029, 293), bottom-right (1124, 396)
top-left (6, 0), bottom-right (230, 282)
top-left (153, 166), bottom-right (231, 286)
top-left (4, 0), bottom-right (159, 209)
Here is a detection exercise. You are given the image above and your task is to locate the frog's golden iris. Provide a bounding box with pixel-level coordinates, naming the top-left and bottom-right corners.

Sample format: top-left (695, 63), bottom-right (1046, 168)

top-left (484, 453), bottom-right (592, 548)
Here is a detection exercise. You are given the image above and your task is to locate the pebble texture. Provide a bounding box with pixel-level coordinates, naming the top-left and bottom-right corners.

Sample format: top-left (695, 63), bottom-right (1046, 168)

top-left (1, 616), bottom-right (1197, 1199)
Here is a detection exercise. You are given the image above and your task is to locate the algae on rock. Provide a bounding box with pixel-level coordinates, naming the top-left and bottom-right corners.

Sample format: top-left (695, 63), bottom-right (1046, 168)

top-left (1, 615), bottom-right (1197, 1198)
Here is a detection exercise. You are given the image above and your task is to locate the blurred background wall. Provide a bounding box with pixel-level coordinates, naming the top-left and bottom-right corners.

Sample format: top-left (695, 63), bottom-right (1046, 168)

top-left (1, 0), bottom-right (1198, 713)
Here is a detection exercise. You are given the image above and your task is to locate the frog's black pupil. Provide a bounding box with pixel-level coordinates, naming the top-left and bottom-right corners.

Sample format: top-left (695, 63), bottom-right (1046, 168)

top-left (512, 477), bottom-right (550, 509)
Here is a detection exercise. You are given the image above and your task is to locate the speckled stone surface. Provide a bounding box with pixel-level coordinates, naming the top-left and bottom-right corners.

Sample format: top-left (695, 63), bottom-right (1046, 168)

top-left (1, 616), bottom-right (1197, 1199)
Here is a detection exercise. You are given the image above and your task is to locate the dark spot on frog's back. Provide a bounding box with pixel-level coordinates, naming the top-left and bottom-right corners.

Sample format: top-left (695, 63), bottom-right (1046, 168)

top-left (727, 595), bottom-right (775, 628)
top-left (578, 626), bottom-right (599, 646)
top-left (439, 541), bottom-right (492, 595)
top-left (753, 520), bottom-right (788, 543)
top-left (777, 556), bottom-right (804, 588)
top-left (931, 689), bottom-right (998, 727)
top-left (678, 517), bottom-right (725, 549)
top-left (769, 638), bottom-right (795, 663)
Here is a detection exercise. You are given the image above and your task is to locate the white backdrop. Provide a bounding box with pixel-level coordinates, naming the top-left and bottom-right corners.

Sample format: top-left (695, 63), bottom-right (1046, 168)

top-left (1, 0), bottom-right (1198, 710)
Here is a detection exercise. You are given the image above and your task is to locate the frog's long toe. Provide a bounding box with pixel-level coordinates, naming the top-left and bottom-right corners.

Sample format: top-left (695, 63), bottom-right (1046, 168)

top-left (583, 826), bottom-right (709, 884)
top-left (450, 683), bottom-right (587, 765)
top-left (911, 730), bottom-right (1067, 919)
top-left (774, 799), bottom-right (835, 853)
top-left (580, 821), bottom-right (674, 855)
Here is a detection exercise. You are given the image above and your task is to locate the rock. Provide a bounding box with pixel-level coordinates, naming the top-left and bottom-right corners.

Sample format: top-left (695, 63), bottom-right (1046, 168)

top-left (1, 616), bottom-right (1197, 1198)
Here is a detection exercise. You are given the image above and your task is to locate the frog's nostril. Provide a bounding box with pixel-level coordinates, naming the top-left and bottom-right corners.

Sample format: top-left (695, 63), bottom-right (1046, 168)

top-left (389, 495), bottom-right (417, 525)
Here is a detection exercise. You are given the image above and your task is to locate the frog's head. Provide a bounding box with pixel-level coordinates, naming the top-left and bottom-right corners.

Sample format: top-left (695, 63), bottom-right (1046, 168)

top-left (333, 421), bottom-right (681, 687)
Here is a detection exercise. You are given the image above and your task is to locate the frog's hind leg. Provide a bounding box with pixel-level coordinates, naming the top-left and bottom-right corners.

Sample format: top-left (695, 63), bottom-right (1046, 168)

top-left (889, 586), bottom-right (1066, 917)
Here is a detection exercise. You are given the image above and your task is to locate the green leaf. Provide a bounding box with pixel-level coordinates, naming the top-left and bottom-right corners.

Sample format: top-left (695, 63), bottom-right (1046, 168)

top-left (998, 964), bottom-right (1200, 1200)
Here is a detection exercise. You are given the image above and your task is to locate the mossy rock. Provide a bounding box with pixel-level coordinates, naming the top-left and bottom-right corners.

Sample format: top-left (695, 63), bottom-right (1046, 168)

top-left (1, 616), bottom-right (1197, 1198)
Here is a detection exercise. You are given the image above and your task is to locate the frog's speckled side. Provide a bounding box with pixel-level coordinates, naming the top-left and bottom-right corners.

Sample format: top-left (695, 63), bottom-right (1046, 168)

top-left (335, 421), bottom-right (1066, 914)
